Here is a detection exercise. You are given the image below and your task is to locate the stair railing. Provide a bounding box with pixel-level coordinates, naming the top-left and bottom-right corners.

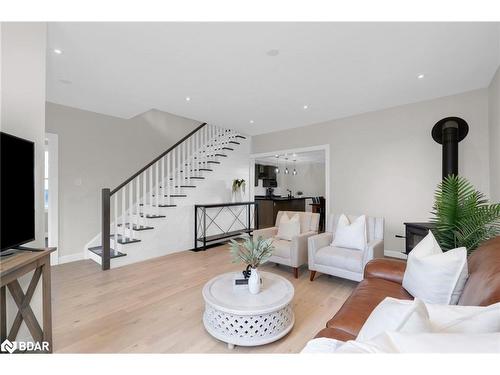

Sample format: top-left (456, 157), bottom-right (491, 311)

top-left (100, 122), bottom-right (237, 270)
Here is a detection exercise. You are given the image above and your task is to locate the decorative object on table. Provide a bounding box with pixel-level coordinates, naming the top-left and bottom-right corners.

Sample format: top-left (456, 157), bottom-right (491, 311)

top-left (229, 235), bottom-right (274, 294)
top-left (296, 191), bottom-right (303, 196)
top-left (232, 178), bottom-right (246, 202)
top-left (430, 175), bottom-right (500, 254)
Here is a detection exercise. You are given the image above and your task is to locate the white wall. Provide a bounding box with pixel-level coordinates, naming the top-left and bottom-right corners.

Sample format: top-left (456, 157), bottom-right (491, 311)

top-left (252, 89), bottom-right (490, 255)
top-left (45, 102), bottom-right (201, 260)
top-left (278, 161), bottom-right (326, 198)
top-left (1, 22), bottom-right (47, 342)
top-left (488, 66), bottom-right (500, 202)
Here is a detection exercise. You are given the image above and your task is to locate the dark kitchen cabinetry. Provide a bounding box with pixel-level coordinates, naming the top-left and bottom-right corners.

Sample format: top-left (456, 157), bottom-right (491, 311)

top-left (255, 164), bottom-right (277, 187)
top-left (255, 197), bottom-right (306, 229)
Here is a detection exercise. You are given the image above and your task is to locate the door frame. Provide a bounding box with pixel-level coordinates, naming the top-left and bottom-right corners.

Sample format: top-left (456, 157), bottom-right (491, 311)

top-left (46, 132), bottom-right (59, 265)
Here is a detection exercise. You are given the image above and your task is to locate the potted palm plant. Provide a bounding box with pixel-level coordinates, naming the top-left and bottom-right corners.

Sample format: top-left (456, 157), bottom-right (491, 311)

top-left (431, 175), bottom-right (500, 254)
top-left (229, 236), bottom-right (274, 294)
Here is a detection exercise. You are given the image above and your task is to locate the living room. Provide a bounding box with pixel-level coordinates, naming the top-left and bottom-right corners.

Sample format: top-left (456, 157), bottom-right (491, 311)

top-left (1, 1), bottom-right (499, 373)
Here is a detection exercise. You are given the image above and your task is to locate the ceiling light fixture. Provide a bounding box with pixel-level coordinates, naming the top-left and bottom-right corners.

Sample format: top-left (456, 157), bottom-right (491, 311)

top-left (266, 49), bottom-right (280, 57)
top-left (185, 97), bottom-right (191, 101)
top-left (249, 120), bottom-right (254, 124)
top-left (53, 49), bottom-right (62, 55)
top-left (284, 157), bottom-right (289, 175)
top-left (303, 105), bottom-right (309, 110)
top-left (417, 74), bottom-right (425, 79)
top-left (293, 159), bottom-right (297, 176)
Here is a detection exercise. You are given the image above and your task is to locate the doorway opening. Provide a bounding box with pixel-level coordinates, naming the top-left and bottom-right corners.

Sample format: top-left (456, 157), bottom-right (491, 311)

top-left (250, 145), bottom-right (329, 232)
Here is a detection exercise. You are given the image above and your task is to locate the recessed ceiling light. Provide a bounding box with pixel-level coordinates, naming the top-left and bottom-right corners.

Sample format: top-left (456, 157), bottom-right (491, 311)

top-left (249, 120), bottom-right (254, 124)
top-left (53, 49), bottom-right (62, 55)
top-left (185, 97), bottom-right (191, 101)
top-left (266, 49), bottom-right (280, 57)
top-left (417, 74), bottom-right (425, 79)
top-left (59, 79), bottom-right (72, 85)
top-left (303, 105), bottom-right (309, 110)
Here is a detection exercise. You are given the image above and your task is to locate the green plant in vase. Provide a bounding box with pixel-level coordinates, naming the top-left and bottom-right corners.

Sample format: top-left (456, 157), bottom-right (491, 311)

top-left (229, 235), bottom-right (274, 294)
top-left (430, 175), bottom-right (500, 254)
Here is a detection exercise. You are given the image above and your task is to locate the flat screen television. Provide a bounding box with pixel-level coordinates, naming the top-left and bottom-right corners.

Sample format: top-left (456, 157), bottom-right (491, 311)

top-left (0, 131), bottom-right (35, 252)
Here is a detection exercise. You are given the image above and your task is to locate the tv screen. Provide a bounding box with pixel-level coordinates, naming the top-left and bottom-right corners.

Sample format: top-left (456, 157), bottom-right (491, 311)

top-left (0, 132), bottom-right (35, 251)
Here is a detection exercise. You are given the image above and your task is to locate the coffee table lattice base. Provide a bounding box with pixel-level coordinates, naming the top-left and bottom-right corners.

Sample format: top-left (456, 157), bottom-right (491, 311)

top-left (203, 303), bottom-right (294, 346)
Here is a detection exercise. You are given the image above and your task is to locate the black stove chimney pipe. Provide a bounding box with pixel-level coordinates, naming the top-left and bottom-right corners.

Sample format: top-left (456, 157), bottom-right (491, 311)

top-left (431, 117), bottom-right (469, 180)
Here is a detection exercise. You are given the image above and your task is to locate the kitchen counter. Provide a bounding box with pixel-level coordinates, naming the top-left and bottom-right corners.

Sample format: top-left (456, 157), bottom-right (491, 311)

top-left (254, 196), bottom-right (312, 201)
top-left (255, 196), bottom-right (310, 228)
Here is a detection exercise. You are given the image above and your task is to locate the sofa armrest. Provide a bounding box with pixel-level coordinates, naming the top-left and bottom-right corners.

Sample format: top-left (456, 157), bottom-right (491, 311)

top-left (308, 232), bottom-right (333, 268)
top-left (253, 227), bottom-right (278, 240)
top-left (363, 238), bottom-right (384, 266)
top-left (289, 231), bottom-right (317, 266)
top-left (363, 258), bottom-right (407, 284)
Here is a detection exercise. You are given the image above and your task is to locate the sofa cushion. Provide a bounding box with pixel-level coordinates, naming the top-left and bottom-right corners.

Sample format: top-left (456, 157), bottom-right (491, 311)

top-left (315, 246), bottom-right (363, 273)
top-left (271, 238), bottom-right (292, 259)
top-left (326, 278), bottom-right (413, 338)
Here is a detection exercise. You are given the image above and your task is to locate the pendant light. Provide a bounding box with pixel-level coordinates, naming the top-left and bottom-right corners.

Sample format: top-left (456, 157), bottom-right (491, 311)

top-left (284, 157), bottom-right (289, 174)
top-left (275, 155), bottom-right (280, 174)
top-left (293, 159), bottom-right (297, 175)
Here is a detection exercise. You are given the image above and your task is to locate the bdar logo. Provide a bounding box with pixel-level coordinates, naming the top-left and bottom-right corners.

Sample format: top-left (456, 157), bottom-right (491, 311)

top-left (1, 339), bottom-right (17, 353)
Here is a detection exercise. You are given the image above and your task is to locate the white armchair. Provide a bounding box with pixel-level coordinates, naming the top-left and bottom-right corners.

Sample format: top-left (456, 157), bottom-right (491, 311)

top-left (253, 211), bottom-right (320, 278)
top-left (308, 214), bottom-right (384, 282)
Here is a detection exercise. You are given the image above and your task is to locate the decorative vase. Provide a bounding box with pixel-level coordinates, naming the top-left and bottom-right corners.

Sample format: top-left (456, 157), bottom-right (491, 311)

top-left (248, 267), bottom-right (261, 294)
top-left (232, 189), bottom-right (243, 202)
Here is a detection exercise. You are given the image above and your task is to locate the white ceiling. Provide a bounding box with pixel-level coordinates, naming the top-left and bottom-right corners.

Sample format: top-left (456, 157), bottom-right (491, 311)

top-left (47, 22), bottom-right (500, 135)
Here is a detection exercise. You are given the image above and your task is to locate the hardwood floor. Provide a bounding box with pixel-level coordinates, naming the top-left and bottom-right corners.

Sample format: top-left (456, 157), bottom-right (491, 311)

top-left (51, 244), bottom-right (357, 353)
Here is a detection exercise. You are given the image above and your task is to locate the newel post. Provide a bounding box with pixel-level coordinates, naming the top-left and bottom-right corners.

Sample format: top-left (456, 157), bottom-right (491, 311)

top-left (101, 188), bottom-right (111, 270)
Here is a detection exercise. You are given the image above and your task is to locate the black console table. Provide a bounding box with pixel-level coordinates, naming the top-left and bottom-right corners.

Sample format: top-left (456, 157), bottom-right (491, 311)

top-left (194, 202), bottom-right (258, 251)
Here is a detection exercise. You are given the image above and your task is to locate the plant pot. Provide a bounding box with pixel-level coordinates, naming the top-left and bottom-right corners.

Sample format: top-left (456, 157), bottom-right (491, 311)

top-left (248, 267), bottom-right (261, 294)
top-left (232, 189), bottom-right (243, 202)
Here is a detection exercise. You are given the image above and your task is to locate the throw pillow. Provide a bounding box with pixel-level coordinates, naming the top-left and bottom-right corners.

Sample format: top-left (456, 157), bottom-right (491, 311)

top-left (357, 297), bottom-right (419, 342)
top-left (331, 214), bottom-right (367, 251)
top-left (402, 231), bottom-right (468, 304)
top-left (276, 213), bottom-right (300, 241)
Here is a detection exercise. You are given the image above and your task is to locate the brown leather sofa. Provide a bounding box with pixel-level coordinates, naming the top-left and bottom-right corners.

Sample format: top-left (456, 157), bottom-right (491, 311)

top-left (315, 236), bottom-right (500, 341)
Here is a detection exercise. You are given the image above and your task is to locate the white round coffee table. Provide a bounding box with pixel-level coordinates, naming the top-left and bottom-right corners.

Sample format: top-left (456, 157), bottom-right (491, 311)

top-left (202, 271), bottom-right (295, 349)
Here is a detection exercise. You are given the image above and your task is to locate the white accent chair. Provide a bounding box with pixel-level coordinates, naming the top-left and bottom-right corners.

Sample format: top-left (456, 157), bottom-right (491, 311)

top-left (308, 214), bottom-right (384, 282)
top-left (253, 211), bottom-right (320, 278)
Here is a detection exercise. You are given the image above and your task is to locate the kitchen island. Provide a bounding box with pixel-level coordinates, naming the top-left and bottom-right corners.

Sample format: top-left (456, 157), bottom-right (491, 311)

top-left (254, 196), bottom-right (311, 229)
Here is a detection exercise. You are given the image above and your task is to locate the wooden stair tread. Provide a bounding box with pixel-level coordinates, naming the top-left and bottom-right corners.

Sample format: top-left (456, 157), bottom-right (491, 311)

top-left (110, 234), bottom-right (141, 245)
top-left (117, 223), bottom-right (154, 231)
top-left (88, 246), bottom-right (126, 259)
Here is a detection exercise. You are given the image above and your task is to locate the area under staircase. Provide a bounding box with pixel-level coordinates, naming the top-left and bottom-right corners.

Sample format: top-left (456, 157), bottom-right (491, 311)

top-left (88, 123), bottom-right (247, 270)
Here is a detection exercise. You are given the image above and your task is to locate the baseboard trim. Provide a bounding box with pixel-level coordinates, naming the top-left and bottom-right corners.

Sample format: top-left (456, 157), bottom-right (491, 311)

top-left (58, 252), bottom-right (85, 264)
top-left (384, 250), bottom-right (408, 260)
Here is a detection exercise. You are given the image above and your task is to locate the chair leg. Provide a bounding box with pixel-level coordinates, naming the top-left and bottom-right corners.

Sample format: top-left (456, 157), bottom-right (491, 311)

top-left (293, 267), bottom-right (299, 279)
top-left (309, 270), bottom-right (316, 282)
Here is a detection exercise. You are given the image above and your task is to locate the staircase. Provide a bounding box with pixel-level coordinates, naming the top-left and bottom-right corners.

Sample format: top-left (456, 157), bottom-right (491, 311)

top-left (88, 123), bottom-right (248, 270)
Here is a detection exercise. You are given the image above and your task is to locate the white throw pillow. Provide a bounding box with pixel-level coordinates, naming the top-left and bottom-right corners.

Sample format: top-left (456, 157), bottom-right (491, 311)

top-left (331, 214), bottom-right (367, 251)
top-left (359, 297), bottom-right (500, 343)
top-left (357, 297), bottom-right (428, 342)
top-left (276, 213), bottom-right (300, 241)
top-left (336, 332), bottom-right (500, 353)
top-left (426, 302), bottom-right (500, 333)
top-left (402, 231), bottom-right (468, 304)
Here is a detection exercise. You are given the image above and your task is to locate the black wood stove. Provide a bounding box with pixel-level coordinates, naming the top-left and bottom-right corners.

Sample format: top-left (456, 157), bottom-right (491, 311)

top-left (399, 117), bottom-right (469, 254)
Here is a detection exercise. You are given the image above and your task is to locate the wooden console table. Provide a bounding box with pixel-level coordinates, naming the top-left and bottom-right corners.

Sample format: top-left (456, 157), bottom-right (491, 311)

top-left (0, 248), bottom-right (55, 353)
